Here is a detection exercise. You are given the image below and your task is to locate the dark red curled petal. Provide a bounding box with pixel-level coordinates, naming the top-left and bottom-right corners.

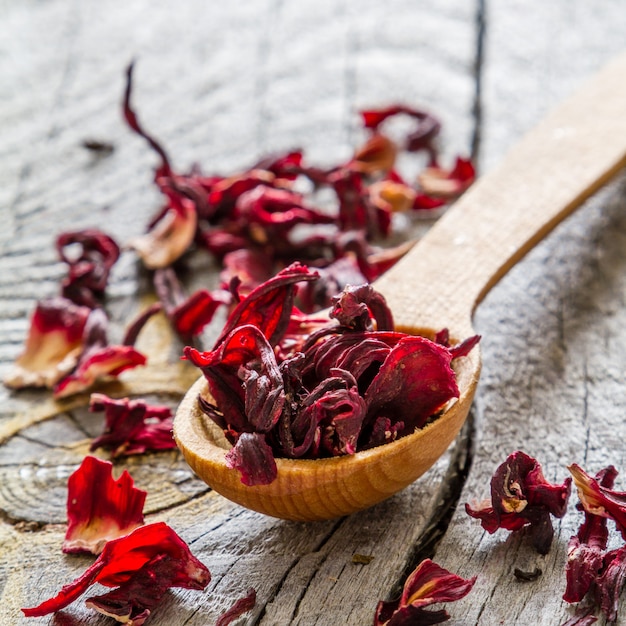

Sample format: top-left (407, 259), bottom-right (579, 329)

top-left (225, 432), bottom-right (278, 486)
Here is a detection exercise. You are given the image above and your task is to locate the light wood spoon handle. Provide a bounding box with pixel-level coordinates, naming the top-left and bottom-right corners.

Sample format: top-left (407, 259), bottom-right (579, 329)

top-left (376, 52), bottom-right (626, 340)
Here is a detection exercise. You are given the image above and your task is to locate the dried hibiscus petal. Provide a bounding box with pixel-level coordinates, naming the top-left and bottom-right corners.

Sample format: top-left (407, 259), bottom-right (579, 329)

top-left (564, 465), bottom-right (617, 604)
top-left (465, 451), bottom-right (571, 554)
top-left (225, 432), bottom-right (278, 486)
top-left (4, 297), bottom-right (90, 389)
top-left (564, 464), bottom-right (626, 622)
top-left (22, 522), bottom-right (210, 619)
top-left (63, 456), bottom-right (146, 555)
top-left (154, 268), bottom-right (230, 342)
top-left (569, 463), bottom-right (626, 540)
top-left (374, 558), bottom-right (476, 626)
top-left (129, 190), bottom-right (198, 270)
top-left (57, 229), bottom-right (120, 308)
top-left (215, 587), bottom-right (257, 626)
top-left (186, 265), bottom-right (477, 485)
top-left (53, 308), bottom-right (147, 398)
top-left (89, 393), bottom-right (176, 458)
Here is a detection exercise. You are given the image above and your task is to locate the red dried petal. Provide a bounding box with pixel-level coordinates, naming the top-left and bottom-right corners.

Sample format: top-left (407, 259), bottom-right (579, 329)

top-left (53, 344), bottom-right (147, 398)
top-left (330, 283), bottom-right (394, 331)
top-left (569, 463), bottom-right (626, 540)
top-left (374, 559), bottom-right (475, 626)
top-left (22, 522), bottom-right (210, 618)
top-left (215, 587), bottom-right (257, 626)
top-left (466, 451), bottom-right (571, 554)
top-left (57, 229), bottom-right (121, 308)
top-left (364, 336), bottom-right (459, 432)
top-left (225, 432), bottom-right (278, 486)
top-left (129, 194), bottom-right (197, 270)
top-left (63, 456), bottom-right (146, 555)
top-left (596, 546), bottom-right (626, 622)
top-left (186, 324), bottom-right (284, 434)
top-left (4, 297), bottom-right (90, 389)
top-left (216, 262), bottom-right (319, 348)
top-left (89, 393), bottom-right (175, 458)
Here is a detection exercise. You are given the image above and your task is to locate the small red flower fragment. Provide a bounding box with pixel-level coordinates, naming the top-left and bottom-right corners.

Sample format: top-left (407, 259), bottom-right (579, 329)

top-left (22, 522), bottom-right (210, 623)
top-left (564, 464), bottom-right (626, 622)
top-left (154, 268), bottom-right (231, 342)
top-left (3, 297), bottom-right (90, 389)
top-left (57, 229), bottom-right (121, 308)
top-left (465, 451), bottom-right (571, 554)
top-left (374, 558), bottom-right (476, 626)
top-left (215, 588), bottom-right (257, 626)
top-left (89, 393), bottom-right (176, 458)
top-left (53, 308), bottom-right (147, 398)
top-left (63, 455), bottom-right (146, 555)
top-left (569, 463), bottom-right (626, 540)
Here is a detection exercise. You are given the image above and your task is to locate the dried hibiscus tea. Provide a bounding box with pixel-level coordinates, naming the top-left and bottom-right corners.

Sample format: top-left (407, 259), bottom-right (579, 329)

top-left (63, 455), bottom-right (146, 555)
top-left (465, 451), bottom-right (571, 554)
top-left (3, 296), bottom-right (90, 390)
top-left (53, 307), bottom-right (148, 398)
top-left (374, 558), bottom-right (476, 626)
top-left (564, 464), bottom-right (626, 622)
top-left (89, 393), bottom-right (176, 458)
top-left (184, 263), bottom-right (478, 485)
top-left (57, 228), bottom-right (120, 308)
top-left (22, 521), bottom-right (210, 624)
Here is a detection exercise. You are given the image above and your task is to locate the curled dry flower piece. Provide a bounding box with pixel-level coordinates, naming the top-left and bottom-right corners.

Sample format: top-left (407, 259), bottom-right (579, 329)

top-left (154, 268), bottom-right (231, 343)
top-left (57, 229), bottom-right (121, 308)
top-left (564, 464), bottom-right (626, 622)
top-left (63, 456), bottom-right (146, 555)
top-left (129, 190), bottom-right (198, 270)
top-left (53, 308), bottom-right (147, 398)
top-left (465, 451), bottom-right (571, 554)
top-left (22, 521), bottom-right (210, 624)
top-left (3, 297), bottom-right (90, 390)
top-left (89, 393), bottom-right (176, 458)
top-left (374, 558), bottom-right (476, 626)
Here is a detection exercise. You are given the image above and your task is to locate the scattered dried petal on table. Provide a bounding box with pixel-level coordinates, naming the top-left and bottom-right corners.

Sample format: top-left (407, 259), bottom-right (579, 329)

top-left (3, 297), bottom-right (90, 389)
top-left (63, 456), bottom-right (146, 555)
top-left (374, 558), bottom-right (476, 626)
top-left (465, 451), bottom-right (571, 554)
top-left (89, 393), bottom-right (176, 458)
top-left (215, 588), bottom-right (257, 626)
top-left (22, 522), bottom-right (210, 620)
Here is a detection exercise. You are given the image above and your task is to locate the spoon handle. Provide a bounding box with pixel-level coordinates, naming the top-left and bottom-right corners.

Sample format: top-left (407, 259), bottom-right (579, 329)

top-left (376, 52), bottom-right (626, 339)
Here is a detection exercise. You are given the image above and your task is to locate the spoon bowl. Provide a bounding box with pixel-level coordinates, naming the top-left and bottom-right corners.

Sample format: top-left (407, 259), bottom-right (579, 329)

top-left (175, 53), bottom-right (626, 520)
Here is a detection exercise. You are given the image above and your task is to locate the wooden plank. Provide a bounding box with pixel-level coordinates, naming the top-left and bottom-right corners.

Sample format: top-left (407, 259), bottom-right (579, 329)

top-left (433, 3), bottom-right (626, 625)
top-left (0, 0), bottom-right (479, 624)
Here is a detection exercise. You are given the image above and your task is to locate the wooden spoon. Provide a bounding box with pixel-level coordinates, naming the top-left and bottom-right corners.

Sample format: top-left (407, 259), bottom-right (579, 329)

top-left (174, 53), bottom-right (626, 521)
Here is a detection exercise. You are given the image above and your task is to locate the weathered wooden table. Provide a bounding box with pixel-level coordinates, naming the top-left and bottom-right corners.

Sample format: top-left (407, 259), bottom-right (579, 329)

top-left (2, 2), bottom-right (626, 624)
